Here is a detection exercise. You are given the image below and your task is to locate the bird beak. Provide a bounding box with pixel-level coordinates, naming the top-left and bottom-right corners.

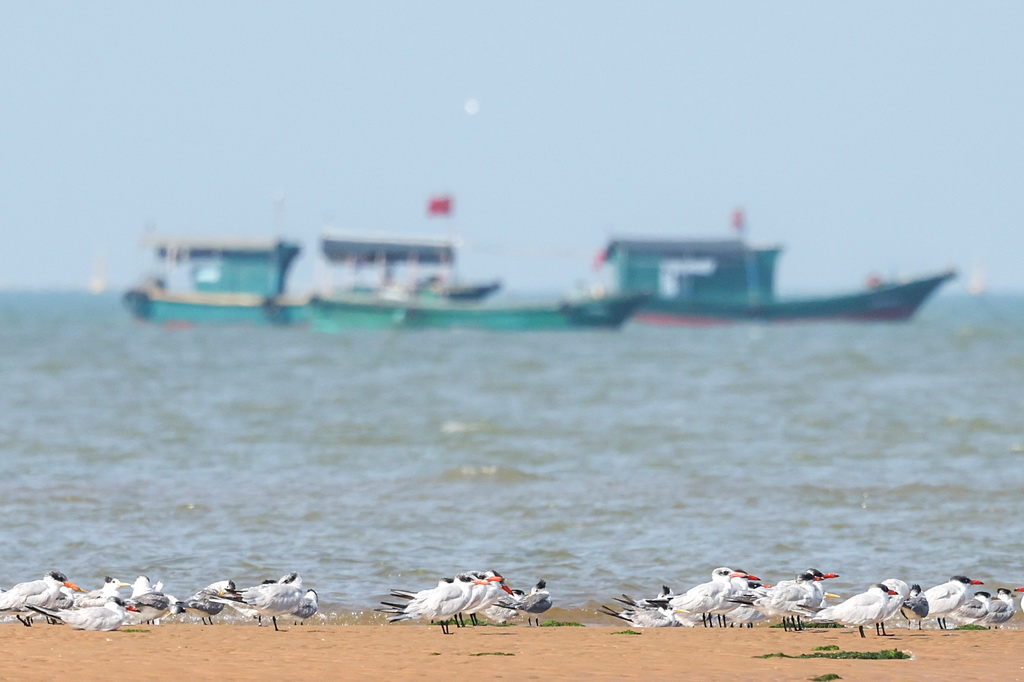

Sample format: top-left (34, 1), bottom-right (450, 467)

top-left (126, 604), bottom-right (140, 612)
top-left (65, 581), bottom-right (87, 593)
top-left (728, 572), bottom-right (747, 578)
top-left (887, 590), bottom-right (898, 595)
top-left (1015, 587), bottom-right (1024, 593)
top-left (970, 580), bottom-right (984, 585)
top-left (119, 582), bottom-right (131, 588)
top-left (823, 573), bottom-right (839, 579)
top-left (824, 593), bottom-right (840, 599)
top-left (501, 584), bottom-right (514, 595)
top-left (745, 575), bottom-right (760, 582)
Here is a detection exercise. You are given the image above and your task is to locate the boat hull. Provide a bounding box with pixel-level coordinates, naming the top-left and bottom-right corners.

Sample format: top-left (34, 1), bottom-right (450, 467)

top-left (123, 289), bottom-right (308, 327)
top-left (307, 293), bottom-right (647, 332)
top-left (634, 270), bottom-right (956, 326)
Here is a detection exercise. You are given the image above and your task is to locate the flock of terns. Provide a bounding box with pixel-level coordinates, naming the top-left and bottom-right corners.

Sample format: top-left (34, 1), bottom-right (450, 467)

top-left (2, 567), bottom-right (1022, 636)
top-left (0, 571), bottom-right (317, 632)
top-left (599, 568), bottom-right (1024, 637)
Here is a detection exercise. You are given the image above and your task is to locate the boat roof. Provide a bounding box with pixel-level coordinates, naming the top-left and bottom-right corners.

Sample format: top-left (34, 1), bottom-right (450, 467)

top-left (143, 235), bottom-right (300, 259)
top-left (604, 237), bottom-right (780, 260)
top-left (321, 230), bottom-right (456, 264)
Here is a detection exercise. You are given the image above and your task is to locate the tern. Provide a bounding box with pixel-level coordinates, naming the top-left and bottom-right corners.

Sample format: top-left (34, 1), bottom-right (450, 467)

top-left (900, 583), bottom-right (930, 629)
top-left (924, 575), bottom-right (984, 630)
top-left (182, 580), bottom-right (236, 625)
top-left (812, 583), bottom-right (899, 638)
top-left (377, 574), bottom-right (478, 635)
top-left (669, 567), bottom-right (756, 628)
top-left (27, 596), bottom-right (140, 631)
top-left (0, 571), bottom-right (85, 627)
top-left (291, 589), bottom-right (319, 625)
top-left (212, 572), bottom-right (305, 631)
top-left (75, 577), bottom-right (131, 609)
top-left (950, 591), bottom-right (992, 626)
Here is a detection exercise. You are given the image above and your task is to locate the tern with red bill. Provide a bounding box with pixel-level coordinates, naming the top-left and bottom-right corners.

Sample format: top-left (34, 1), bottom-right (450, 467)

top-left (669, 567), bottom-right (757, 627)
top-left (924, 575), bottom-right (984, 630)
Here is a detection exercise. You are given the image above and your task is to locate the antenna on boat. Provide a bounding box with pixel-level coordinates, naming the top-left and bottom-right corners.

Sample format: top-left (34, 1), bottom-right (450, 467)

top-left (273, 190), bottom-right (286, 232)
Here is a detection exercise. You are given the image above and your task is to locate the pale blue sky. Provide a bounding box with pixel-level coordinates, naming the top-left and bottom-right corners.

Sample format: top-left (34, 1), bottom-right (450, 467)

top-left (2, 2), bottom-right (1021, 294)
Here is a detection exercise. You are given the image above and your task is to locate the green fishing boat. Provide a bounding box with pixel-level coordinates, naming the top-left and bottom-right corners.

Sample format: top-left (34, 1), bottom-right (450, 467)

top-left (123, 236), bottom-right (307, 326)
top-left (601, 237), bottom-right (955, 325)
top-left (308, 231), bottom-right (647, 331)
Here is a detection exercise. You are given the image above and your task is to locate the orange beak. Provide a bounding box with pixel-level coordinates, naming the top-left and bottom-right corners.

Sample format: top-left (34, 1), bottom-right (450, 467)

top-left (745, 575), bottom-right (761, 582)
top-left (501, 584), bottom-right (514, 595)
top-left (823, 573), bottom-right (839, 579)
top-left (64, 581), bottom-right (87, 593)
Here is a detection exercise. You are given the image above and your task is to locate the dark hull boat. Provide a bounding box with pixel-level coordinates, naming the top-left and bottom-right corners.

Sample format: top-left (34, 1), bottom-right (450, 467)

top-left (601, 237), bottom-right (955, 325)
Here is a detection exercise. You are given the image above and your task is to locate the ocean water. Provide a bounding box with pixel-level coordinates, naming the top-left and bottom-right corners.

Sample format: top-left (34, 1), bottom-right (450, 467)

top-left (1, 292), bottom-right (1022, 622)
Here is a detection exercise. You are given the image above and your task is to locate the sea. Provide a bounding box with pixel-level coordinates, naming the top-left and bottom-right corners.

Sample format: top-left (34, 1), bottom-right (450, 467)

top-left (1, 291), bottom-right (1022, 623)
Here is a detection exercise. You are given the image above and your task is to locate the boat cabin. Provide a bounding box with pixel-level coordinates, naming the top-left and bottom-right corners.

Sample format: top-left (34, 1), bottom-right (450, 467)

top-left (603, 238), bottom-right (781, 303)
top-left (143, 236), bottom-right (301, 297)
top-left (320, 231), bottom-right (500, 301)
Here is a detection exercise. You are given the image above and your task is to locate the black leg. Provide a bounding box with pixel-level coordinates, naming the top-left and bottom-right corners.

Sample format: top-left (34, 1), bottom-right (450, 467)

top-left (858, 625), bottom-right (865, 638)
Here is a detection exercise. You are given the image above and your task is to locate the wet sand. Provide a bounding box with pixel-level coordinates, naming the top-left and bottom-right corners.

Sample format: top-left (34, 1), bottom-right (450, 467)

top-left (3, 623), bottom-right (1024, 681)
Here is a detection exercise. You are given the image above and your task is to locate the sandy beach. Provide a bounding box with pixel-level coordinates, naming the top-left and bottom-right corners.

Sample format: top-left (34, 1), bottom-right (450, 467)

top-left (2, 622), bottom-right (1023, 681)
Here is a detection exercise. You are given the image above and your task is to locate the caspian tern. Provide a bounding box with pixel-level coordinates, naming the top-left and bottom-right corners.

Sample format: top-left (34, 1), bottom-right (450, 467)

top-left (812, 583), bottom-right (899, 638)
top-left (878, 578), bottom-right (910, 635)
top-left (924, 575), bottom-right (984, 630)
top-left (669, 567), bottom-right (756, 627)
top-left (731, 572), bottom-right (822, 631)
top-left (27, 596), bottom-right (140, 631)
top-left (377, 574), bottom-right (477, 635)
top-left (0, 571), bottom-right (85, 627)
top-left (461, 571), bottom-right (515, 626)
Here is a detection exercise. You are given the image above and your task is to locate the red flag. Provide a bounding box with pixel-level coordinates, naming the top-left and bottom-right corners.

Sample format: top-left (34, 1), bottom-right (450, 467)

top-left (592, 248), bottom-right (608, 271)
top-left (427, 195), bottom-right (453, 217)
top-left (731, 207), bottom-right (745, 235)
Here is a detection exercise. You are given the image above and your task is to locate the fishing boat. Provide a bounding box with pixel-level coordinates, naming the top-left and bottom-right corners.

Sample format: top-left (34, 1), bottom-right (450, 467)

top-left (123, 236), bottom-right (307, 326)
top-left (308, 231), bottom-right (647, 331)
top-left (600, 237), bottom-right (955, 325)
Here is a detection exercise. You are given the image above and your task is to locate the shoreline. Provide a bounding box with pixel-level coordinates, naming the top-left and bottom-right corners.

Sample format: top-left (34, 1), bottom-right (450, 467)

top-left (3, 623), bottom-right (1024, 680)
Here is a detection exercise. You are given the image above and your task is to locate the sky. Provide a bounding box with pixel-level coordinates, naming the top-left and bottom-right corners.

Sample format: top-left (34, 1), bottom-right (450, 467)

top-left (1, 2), bottom-right (1022, 294)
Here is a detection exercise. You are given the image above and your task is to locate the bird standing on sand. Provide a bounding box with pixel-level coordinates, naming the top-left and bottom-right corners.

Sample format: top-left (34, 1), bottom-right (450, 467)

top-left (377, 574), bottom-right (478, 635)
top-left (924, 575), bottom-right (984, 630)
top-left (182, 580), bottom-right (236, 625)
top-left (978, 588), bottom-right (1020, 628)
top-left (901, 584), bottom-right (929, 629)
top-left (0, 571), bottom-right (85, 626)
top-left (812, 583), bottom-right (898, 638)
top-left (212, 572), bottom-right (305, 631)
top-left (291, 589), bottom-right (319, 624)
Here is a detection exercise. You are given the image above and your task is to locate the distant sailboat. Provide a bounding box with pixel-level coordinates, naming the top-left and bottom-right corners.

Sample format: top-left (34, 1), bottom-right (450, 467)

top-left (967, 260), bottom-right (986, 296)
top-left (88, 249), bottom-right (108, 294)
